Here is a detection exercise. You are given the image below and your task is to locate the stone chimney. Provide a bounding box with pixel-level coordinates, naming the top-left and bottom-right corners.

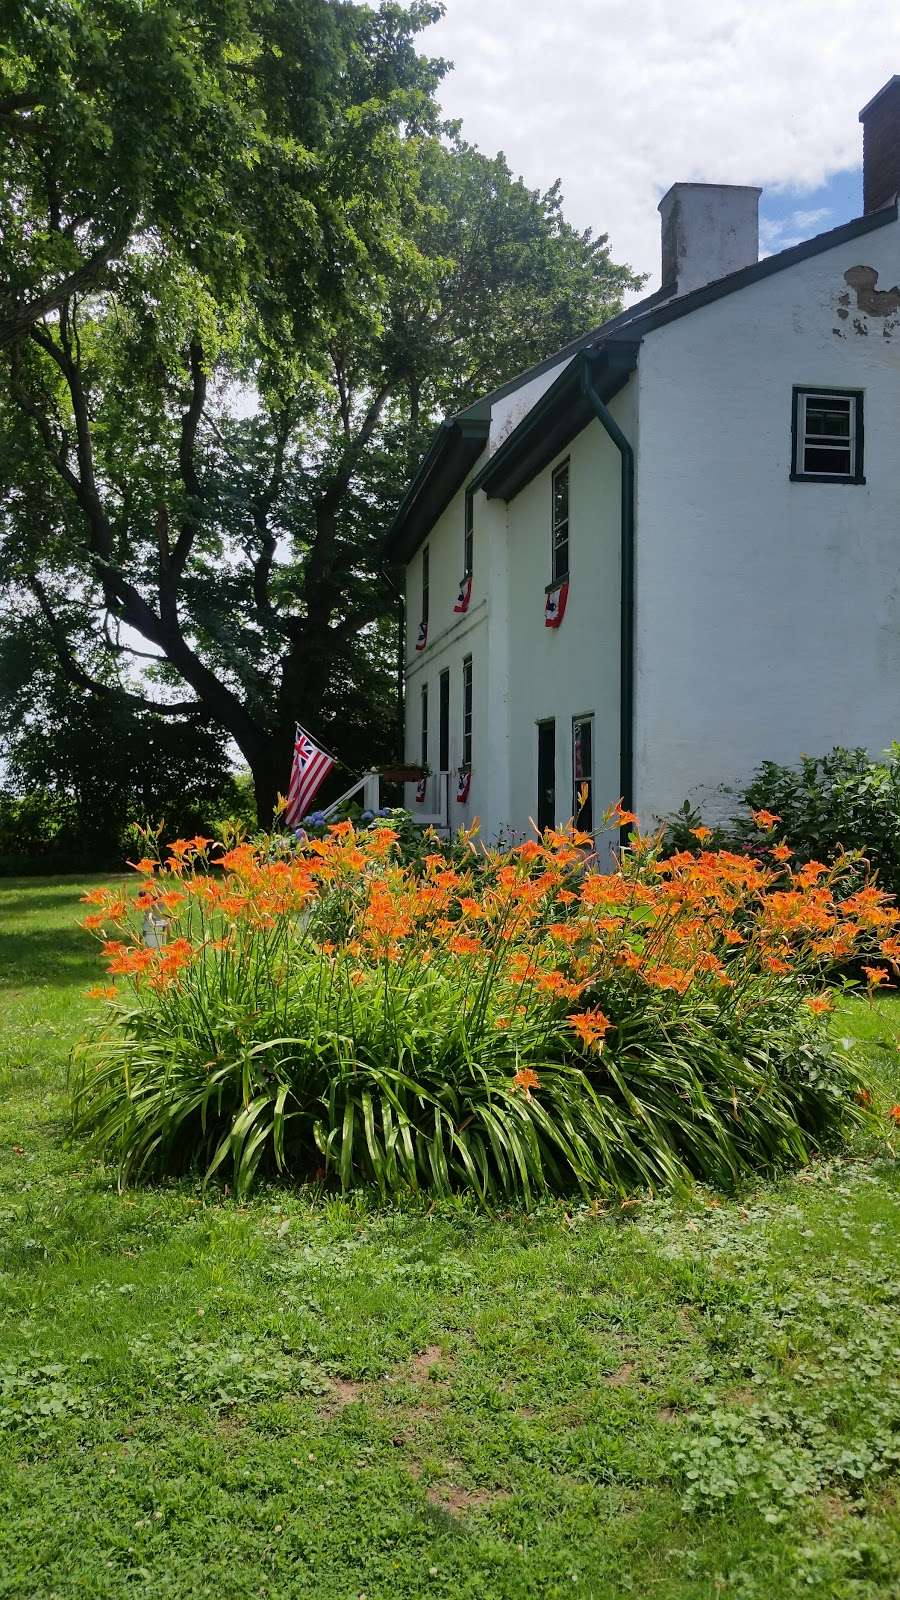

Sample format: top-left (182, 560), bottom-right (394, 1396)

top-left (658, 182), bottom-right (761, 296)
top-left (860, 76), bottom-right (900, 213)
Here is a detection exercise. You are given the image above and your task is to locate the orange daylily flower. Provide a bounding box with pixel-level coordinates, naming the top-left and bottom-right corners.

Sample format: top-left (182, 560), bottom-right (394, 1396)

top-left (863, 965), bottom-right (891, 987)
top-left (752, 809), bottom-right (781, 830)
top-left (691, 826), bottom-right (713, 843)
top-left (771, 843), bottom-right (793, 863)
top-left (889, 1105), bottom-right (900, 1123)
top-left (512, 1067), bottom-right (541, 1098)
top-left (804, 994), bottom-right (833, 1015)
top-left (85, 985), bottom-right (117, 1001)
top-left (129, 857), bottom-right (157, 876)
top-left (567, 1008), bottom-right (612, 1051)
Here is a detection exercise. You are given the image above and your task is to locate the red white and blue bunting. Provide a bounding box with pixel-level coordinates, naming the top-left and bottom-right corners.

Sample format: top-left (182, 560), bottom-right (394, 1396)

top-left (415, 619), bottom-right (428, 652)
top-left (453, 572), bottom-right (472, 614)
top-left (456, 767), bottom-right (471, 804)
top-left (544, 581), bottom-right (569, 629)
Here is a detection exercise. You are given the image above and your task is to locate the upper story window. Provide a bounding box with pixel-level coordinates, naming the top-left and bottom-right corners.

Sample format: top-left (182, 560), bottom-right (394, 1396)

top-left (464, 490), bottom-right (474, 577)
top-left (791, 389), bottom-right (864, 484)
top-left (551, 461), bottom-right (570, 582)
top-left (421, 544), bottom-right (430, 622)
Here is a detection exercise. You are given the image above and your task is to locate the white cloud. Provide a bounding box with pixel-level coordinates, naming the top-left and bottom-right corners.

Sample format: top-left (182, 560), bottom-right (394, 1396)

top-left (425, 0), bottom-right (900, 286)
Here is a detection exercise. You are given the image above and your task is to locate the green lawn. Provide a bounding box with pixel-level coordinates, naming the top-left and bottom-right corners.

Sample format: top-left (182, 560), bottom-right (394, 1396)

top-left (2, 876), bottom-right (900, 1600)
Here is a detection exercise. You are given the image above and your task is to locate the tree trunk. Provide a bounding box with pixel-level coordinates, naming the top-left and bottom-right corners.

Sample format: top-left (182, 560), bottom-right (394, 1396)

top-left (249, 733), bottom-right (295, 830)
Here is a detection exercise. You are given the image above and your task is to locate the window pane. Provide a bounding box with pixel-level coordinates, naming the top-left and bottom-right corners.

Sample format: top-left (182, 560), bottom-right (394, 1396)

top-left (553, 465), bottom-right (569, 525)
top-left (537, 720), bottom-right (556, 832)
top-left (573, 717), bottom-right (593, 832)
top-left (806, 399), bottom-right (850, 438)
top-left (439, 670), bottom-right (450, 771)
top-left (464, 495), bottom-right (474, 575)
top-left (804, 444), bottom-right (852, 475)
top-left (420, 684), bottom-right (428, 768)
top-left (462, 657), bottom-right (472, 767)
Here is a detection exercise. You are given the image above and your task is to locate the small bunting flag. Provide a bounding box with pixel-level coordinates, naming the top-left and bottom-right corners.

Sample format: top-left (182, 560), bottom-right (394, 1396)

top-left (415, 774), bottom-right (428, 804)
top-left (456, 767), bottom-right (471, 804)
top-left (544, 581), bottom-right (569, 629)
top-left (453, 572), bottom-right (472, 614)
top-left (415, 619), bottom-right (428, 651)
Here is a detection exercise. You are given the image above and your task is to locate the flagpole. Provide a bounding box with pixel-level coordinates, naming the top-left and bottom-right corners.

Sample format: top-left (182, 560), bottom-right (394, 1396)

top-left (294, 722), bottom-right (363, 781)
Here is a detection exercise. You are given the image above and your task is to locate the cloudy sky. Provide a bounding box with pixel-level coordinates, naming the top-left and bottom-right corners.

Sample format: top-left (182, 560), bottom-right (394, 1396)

top-left (425, 1), bottom-right (900, 292)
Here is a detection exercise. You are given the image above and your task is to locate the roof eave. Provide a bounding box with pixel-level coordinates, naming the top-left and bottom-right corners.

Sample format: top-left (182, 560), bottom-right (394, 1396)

top-left (473, 342), bottom-right (640, 503)
top-left (383, 413), bottom-right (490, 563)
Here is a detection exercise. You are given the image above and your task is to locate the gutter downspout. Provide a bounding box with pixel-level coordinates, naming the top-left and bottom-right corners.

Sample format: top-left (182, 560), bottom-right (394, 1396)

top-left (580, 351), bottom-right (635, 818)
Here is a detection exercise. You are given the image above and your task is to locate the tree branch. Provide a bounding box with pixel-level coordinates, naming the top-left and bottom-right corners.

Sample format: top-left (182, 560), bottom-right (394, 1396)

top-left (9, 339), bottom-right (272, 764)
top-left (168, 339), bottom-right (207, 580)
top-left (0, 220), bottom-right (132, 349)
top-left (250, 408), bottom-right (304, 640)
top-left (27, 576), bottom-right (200, 716)
top-left (0, 92), bottom-right (42, 116)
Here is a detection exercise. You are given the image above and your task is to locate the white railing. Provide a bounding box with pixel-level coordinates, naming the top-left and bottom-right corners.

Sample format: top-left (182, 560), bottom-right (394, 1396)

top-left (320, 771), bottom-right (380, 821)
top-left (320, 770), bottom-right (450, 832)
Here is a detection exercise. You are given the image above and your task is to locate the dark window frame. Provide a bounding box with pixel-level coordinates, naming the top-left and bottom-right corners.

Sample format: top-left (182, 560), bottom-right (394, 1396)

top-left (572, 713), bottom-right (594, 834)
top-left (462, 655), bottom-right (473, 769)
top-left (551, 459), bottom-right (570, 583)
top-left (464, 489), bottom-right (474, 578)
top-left (421, 543), bottom-right (430, 623)
top-left (791, 387), bottom-right (865, 484)
top-left (420, 681), bottom-right (428, 769)
top-left (537, 718), bottom-right (556, 833)
top-left (438, 668), bottom-right (450, 773)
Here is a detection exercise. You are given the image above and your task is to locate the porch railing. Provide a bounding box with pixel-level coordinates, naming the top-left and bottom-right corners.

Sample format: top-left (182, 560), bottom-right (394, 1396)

top-left (319, 770), bottom-right (451, 832)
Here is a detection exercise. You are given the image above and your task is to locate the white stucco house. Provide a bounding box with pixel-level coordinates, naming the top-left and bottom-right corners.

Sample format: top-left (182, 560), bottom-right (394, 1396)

top-left (383, 78), bottom-right (900, 840)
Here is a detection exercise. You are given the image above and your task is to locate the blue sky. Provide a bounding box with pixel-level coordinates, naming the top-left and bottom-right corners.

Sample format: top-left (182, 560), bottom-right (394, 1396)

top-left (760, 169), bottom-right (863, 258)
top-left (426, 2), bottom-right (900, 289)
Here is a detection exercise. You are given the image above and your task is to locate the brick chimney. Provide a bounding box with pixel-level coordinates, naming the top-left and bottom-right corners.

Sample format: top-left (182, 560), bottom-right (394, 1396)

top-left (658, 182), bottom-right (761, 296)
top-left (860, 76), bottom-right (900, 213)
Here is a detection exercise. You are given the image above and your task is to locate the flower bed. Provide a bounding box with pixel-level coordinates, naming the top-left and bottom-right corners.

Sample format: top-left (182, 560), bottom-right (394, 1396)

top-left (71, 807), bottom-right (899, 1201)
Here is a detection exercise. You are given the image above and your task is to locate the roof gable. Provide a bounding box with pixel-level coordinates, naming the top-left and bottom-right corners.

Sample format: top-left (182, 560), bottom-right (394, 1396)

top-left (383, 202), bottom-right (898, 560)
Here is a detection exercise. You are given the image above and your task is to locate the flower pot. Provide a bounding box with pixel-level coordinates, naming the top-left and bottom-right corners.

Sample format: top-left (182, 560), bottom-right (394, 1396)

top-left (380, 765), bottom-right (425, 783)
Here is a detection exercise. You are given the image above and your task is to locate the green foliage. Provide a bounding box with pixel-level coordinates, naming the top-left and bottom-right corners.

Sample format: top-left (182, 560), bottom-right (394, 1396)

top-left (739, 748), bottom-right (900, 890)
top-left (663, 748), bottom-right (900, 900)
top-left (1, 2), bottom-right (641, 820)
top-left (0, 668), bottom-right (241, 872)
top-left (69, 825), bottom-right (882, 1202)
top-left (3, 875), bottom-right (900, 1596)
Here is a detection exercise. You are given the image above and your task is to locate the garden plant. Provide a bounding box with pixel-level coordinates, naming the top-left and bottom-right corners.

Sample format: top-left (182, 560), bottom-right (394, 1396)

top-left (71, 805), bottom-right (900, 1202)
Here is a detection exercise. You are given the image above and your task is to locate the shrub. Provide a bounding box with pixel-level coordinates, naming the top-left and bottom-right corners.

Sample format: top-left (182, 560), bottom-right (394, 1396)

top-left (663, 747), bottom-right (900, 899)
top-left (70, 811), bottom-right (895, 1203)
top-left (739, 747), bottom-right (900, 891)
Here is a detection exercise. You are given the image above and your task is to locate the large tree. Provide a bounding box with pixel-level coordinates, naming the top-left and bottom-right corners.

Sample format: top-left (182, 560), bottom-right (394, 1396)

top-left (1, 0), bottom-right (641, 823)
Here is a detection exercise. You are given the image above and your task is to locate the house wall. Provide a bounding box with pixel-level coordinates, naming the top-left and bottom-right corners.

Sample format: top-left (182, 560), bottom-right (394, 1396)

top-left (504, 390), bottom-right (633, 841)
top-left (633, 215), bottom-right (900, 826)
top-left (403, 463), bottom-right (492, 828)
top-left (401, 354), bottom-right (577, 837)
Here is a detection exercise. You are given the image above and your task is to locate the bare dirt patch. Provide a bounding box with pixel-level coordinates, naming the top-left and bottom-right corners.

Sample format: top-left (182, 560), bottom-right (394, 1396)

top-left (409, 1345), bottom-right (445, 1381)
top-left (605, 1361), bottom-right (636, 1387)
top-left (320, 1377), bottom-right (367, 1415)
top-left (426, 1483), bottom-right (510, 1515)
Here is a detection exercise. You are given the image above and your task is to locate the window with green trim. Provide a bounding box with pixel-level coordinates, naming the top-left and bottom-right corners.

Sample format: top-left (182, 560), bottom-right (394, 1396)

top-left (791, 389), bottom-right (864, 483)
